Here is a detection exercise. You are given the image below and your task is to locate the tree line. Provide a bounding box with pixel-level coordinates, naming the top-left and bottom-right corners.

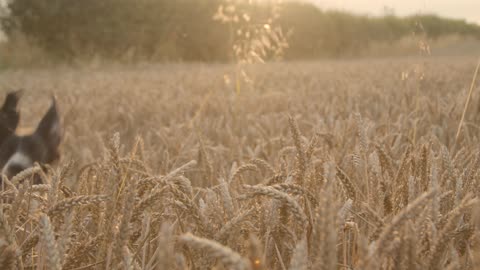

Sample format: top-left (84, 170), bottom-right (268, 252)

top-left (1, 0), bottom-right (479, 62)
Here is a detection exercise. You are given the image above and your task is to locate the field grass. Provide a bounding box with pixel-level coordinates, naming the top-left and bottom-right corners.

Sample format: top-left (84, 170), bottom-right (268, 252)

top-left (1, 56), bottom-right (480, 269)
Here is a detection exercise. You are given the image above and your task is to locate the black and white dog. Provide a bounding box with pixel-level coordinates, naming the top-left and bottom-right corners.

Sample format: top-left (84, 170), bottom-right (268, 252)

top-left (0, 90), bottom-right (61, 184)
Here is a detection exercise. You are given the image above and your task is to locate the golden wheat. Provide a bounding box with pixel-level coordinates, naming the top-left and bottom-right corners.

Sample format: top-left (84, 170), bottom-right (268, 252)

top-left (0, 58), bottom-right (478, 269)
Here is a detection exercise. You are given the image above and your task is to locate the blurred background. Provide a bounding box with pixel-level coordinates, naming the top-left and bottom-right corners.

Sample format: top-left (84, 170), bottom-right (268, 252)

top-left (0, 0), bottom-right (479, 67)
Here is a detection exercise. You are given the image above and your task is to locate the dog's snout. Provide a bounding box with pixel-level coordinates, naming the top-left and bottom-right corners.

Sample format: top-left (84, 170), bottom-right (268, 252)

top-left (3, 163), bottom-right (42, 184)
top-left (4, 163), bottom-right (26, 179)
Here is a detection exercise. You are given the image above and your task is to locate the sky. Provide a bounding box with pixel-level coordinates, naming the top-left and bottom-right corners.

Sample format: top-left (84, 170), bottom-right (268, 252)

top-left (307, 0), bottom-right (480, 25)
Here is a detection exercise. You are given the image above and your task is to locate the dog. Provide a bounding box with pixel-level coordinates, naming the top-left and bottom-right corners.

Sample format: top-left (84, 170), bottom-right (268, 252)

top-left (0, 90), bottom-right (62, 184)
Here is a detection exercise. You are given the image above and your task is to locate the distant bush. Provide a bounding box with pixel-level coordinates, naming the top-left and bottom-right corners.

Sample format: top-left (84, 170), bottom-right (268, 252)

top-left (277, 3), bottom-right (480, 59)
top-left (1, 0), bottom-right (480, 62)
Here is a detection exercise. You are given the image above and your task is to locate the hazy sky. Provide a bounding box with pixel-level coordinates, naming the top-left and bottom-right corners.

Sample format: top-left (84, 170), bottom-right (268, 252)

top-left (308, 0), bottom-right (480, 25)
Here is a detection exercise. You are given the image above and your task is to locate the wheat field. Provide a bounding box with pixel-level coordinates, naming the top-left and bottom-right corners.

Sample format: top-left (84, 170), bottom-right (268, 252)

top-left (1, 57), bottom-right (480, 269)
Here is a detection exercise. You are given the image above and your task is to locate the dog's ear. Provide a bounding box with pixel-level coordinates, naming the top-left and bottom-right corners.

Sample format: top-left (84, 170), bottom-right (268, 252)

top-left (1, 90), bottom-right (22, 113)
top-left (35, 97), bottom-right (62, 162)
top-left (0, 90), bottom-right (22, 144)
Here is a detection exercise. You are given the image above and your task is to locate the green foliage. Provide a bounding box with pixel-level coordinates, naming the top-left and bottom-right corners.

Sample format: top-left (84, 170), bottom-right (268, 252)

top-left (1, 0), bottom-right (230, 61)
top-left (1, 0), bottom-right (480, 61)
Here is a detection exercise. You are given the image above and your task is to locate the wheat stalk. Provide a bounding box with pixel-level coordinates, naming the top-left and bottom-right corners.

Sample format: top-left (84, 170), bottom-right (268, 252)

top-left (38, 214), bottom-right (61, 270)
top-left (243, 184), bottom-right (307, 229)
top-left (179, 233), bottom-right (251, 270)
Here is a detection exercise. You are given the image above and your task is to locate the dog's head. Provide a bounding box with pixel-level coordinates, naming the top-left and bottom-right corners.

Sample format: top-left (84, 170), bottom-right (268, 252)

top-left (0, 91), bottom-right (62, 183)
